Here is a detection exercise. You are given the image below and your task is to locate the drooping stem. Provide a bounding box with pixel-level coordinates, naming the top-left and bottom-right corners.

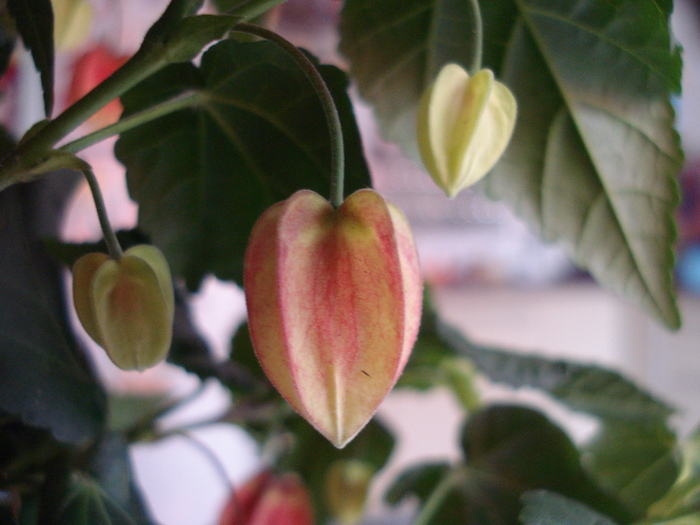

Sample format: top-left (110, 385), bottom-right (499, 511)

top-left (232, 23), bottom-right (345, 208)
top-left (177, 431), bottom-right (234, 494)
top-left (412, 468), bottom-right (465, 525)
top-left (83, 169), bottom-right (123, 260)
top-left (468, 0), bottom-right (483, 74)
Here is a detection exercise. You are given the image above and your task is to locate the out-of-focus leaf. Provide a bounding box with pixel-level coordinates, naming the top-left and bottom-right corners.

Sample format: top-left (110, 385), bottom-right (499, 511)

top-left (584, 419), bottom-right (678, 515)
top-left (432, 316), bottom-right (674, 422)
top-left (340, 0), bottom-right (683, 329)
top-left (386, 405), bottom-right (633, 524)
top-left (416, 300), bottom-right (680, 519)
top-left (7, 0), bottom-right (53, 115)
top-left (52, 473), bottom-right (136, 525)
top-left (0, 178), bottom-right (106, 445)
top-left (107, 395), bottom-right (169, 435)
top-left (88, 433), bottom-right (155, 524)
top-left (0, 9), bottom-right (17, 79)
top-left (644, 427), bottom-right (700, 524)
top-left (521, 490), bottom-right (619, 525)
top-left (397, 295), bottom-right (480, 410)
top-left (116, 40), bottom-right (371, 290)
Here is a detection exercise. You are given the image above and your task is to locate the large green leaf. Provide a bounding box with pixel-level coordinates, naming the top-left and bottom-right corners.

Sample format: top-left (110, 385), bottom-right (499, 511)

top-left (339, 0), bottom-right (682, 328)
top-left (413, 299), bottom-right (680, 515)
top-left (584, 419), bottom-right (678, 515)
top-left (7, 0), bottom-right (53, 115)
top-left (386, 405), bottom-right (633, 524)
top-left (643, 426), bottom-right (700, 524)
top-left (116, 39), bottom-right (371, 289)
top-left (0, 179), bottom-right (106, 445)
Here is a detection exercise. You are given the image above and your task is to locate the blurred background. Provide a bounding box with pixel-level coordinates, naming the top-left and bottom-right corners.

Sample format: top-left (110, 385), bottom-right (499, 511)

top-left (4, 0), bottom-right (700, 523)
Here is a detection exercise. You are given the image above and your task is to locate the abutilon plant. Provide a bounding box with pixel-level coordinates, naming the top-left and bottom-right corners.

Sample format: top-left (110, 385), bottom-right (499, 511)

top-left (417, 63), bottom-right (517, 197)
top-left (72, 244), bottom-right (174, 371)
top-left (244, 189), bottom-right (422, 448)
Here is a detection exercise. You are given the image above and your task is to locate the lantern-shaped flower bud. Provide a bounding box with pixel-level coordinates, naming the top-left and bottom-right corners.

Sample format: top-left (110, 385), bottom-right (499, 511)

top-left (244, 189), bottom-right (422, 448)
top-left (218, 471), bottom-right (314, 525)
top-left (72, 244), bottom-right (174, 371)
top-left (417, 63), bottom-right (517, 197)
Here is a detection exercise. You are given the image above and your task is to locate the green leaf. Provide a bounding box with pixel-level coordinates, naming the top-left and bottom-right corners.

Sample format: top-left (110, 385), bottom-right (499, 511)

top-left (386, 406), bottom-right (632, 524)
top-left (521, 490), bottom-right (619, 525)
top-left (161, 15), bottom-right (241, 64)
top-left (339, 0), bottom-right (683, 329)
top-left (88, 433), bottom-right (155, 524)
top-left (462, 405), bottom-right (634, 523)
top-left (0, 180), bottom-right (107, 444)
top-left (7, 0), bottom-right (54, 116)
top-left (584, 419), bottom-right (678, 515)
top-left (140, 0), bottom-right (204, 50)
top-left (53, 473), bottom-right (136, 525)
top-left (436, 320), bottom-right (673, 422)
top-left (644, 427), bottom-right (700, 523)
top-left (397, 294), bottom-right (480, 411)
top-left (116, 39), bottom-right (371, 289)
top-left (420, 304), bottom-right (680, 517)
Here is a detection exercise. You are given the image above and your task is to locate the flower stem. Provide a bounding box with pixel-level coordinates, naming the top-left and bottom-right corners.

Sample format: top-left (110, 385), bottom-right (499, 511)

top-left (177, 431), bottom-right (233, 494)
top-left (61, 91), bottom-right (203, 154)
top-left (83, 168), bottom-right (123, 260)
top-left (232, 23), bottom-right (345, 208)
top-left (412, 468), bottom-right (465, 525)
top-left (468, 0), bottom-right (483, 74)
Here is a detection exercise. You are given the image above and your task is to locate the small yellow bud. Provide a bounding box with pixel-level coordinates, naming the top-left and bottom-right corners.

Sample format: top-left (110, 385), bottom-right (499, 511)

top-left (417, 64), bottom-right (517, 197)
top-left (72, 245), bottom-right (174, 371)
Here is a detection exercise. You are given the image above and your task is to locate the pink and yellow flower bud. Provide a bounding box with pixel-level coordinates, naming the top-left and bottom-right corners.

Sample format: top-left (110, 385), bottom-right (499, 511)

top-left (218, 471), bottom-right (314, 525)
top-left (417, 63), bottom-right (517, 197)
top-left (72, 245), bottom-right (174, 371)
top-left (244, 189), bottom-right (422, 448)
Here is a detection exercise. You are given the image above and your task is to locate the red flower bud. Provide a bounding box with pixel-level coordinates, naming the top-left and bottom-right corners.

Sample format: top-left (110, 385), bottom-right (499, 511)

top-left (219, 471), bottom-right (314, 525)
top-left (244, 189), bottom-right (422, 448)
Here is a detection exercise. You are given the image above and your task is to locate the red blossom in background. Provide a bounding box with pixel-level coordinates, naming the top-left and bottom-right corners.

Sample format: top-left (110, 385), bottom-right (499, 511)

top-left (218, 471), bottom-right (315, 525)
top-left (66, 44), bottom-right (128, 127)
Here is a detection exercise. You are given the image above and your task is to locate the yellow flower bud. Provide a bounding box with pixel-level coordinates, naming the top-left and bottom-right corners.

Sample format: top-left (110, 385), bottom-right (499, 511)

top-left (417, 64), bottom-right (517, 197)
top-left (72, 245), bottom-right (174, 371)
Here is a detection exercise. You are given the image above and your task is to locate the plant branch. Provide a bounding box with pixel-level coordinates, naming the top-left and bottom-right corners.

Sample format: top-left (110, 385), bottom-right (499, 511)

top-left (0, 51), bottom-right (169, 183)
top-left (61, 91), bottom-right (203, 154)
top-left (413, 467), bottom-right (465, 525)
top-left (232, 23), bottom-right (345, 208)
